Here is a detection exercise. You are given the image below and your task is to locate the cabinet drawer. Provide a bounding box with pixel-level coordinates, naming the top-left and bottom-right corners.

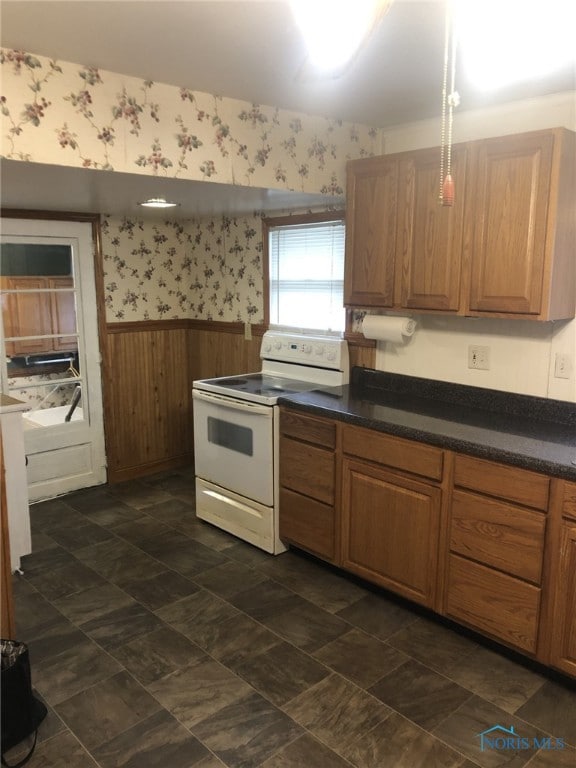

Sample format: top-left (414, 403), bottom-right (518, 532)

top-left (342, 425), bottom-right (443, 481)
top-left (446, 554), bottom-right (541, 653)
top-left (454, 455), bottom-right (549, 511)
top-left (562, 481), bottom-right (576, 522)
top-left (279, 488), bottom-right (335, 562)
top-left (280, 410), bottom-right (336, 449)
top-left (450, 490), bottom-right (546, 584)
top-left (280, 436), bottom-right (334, 505)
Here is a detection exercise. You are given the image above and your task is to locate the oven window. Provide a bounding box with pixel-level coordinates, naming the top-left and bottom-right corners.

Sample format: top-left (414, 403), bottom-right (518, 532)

top-left (207, 417), bottom-right (253, 456)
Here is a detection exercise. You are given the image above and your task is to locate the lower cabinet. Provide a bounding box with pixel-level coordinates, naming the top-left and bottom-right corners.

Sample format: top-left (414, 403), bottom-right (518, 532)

top-left (341, 458), bottom-right (441, 608)
top-left (549, 484), bottom-right (576, 676)
top-left (444, 456), bottom-right (548, 655)
top-left (278, 407), bottom-right (575, 678)
top-left (549, 524), bottom-right (576, 675)
top-left (279, 410), bottom-right (337, 563)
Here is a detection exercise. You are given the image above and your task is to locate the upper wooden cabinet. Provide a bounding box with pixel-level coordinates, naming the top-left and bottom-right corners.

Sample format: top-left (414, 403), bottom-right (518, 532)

top-left (49, 277), bottom-right (78, 352)
top-left (468, 129), bottom-right (575, 319)
top-left (1, 276), bottom-right (77, 356)
top-left (1, 276), bottom-right (52, 356)
top-left (344, 155), bottom-right (399, 307)
top-left (397, 145), bottom-right (468, 312)
top-left (344, 128), bottom-right (576, 320)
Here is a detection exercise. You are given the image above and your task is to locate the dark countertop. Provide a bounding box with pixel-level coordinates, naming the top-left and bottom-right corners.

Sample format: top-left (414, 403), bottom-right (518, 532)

top-left (278, 368), bottom-right (576, 481)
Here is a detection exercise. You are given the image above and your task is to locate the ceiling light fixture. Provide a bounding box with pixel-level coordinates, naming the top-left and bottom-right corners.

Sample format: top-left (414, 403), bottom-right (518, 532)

top-left (138, 197), bottom-right (180, 209)
top-left (456, 0), bottom-right (576, 91)
top-left (290, 0), bottom-right (393, 74)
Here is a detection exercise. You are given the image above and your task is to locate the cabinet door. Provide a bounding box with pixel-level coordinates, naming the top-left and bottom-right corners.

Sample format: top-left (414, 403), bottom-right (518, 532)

top-left (468, 132), bottom-right (554, 315)
top-left (341, 458), bottom-right (441, 607)
top-left (1, 276), bottom-right (51, 355)
top-left (344, 156), bottom-right (399, 306)
top-left (550, 523), bottom-right (576, 676)
top-left (398, 146), bottom-right (467, 311)
top-left (49, 277), bottom-right (77, 352)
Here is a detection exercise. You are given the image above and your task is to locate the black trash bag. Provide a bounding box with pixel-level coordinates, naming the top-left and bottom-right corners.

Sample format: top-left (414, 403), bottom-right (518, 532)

top-left (1, 639), bottom-right (47, 767)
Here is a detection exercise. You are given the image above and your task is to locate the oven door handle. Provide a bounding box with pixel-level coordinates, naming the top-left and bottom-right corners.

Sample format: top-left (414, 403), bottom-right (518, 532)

top-left (192, 389), bottom-right (273, 416)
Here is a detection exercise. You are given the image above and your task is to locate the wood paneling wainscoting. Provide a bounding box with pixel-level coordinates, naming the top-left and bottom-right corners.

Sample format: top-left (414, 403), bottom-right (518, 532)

top-left (105, 321), bottom-right (194, 482)
top-left (104, 319), bottom-right (374, 483)
top-left (104, 320), bottom-right (266, 482)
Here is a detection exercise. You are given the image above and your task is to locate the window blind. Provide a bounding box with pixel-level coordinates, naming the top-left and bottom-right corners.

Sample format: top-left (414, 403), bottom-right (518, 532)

top-left (269, 219), bottom-right (345, 333)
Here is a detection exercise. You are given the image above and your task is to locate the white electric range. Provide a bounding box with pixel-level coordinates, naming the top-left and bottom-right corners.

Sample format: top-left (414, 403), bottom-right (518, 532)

top-left (192, 330), bottom-right (349, 553)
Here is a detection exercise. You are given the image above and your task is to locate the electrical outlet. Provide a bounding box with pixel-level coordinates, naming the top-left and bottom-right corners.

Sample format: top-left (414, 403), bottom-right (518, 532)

top-left (554, 353), bottom-right (572, 379)
top-left (468, 345), bottom-right (490, 370)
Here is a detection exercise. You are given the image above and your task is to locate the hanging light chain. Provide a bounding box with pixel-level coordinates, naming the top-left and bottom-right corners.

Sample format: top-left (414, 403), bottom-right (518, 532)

top-left (439, 1), bottom-right (450, 202)
top-left (446, 10), bottom-right (459, 182)
top-left (440, 0), bottom-right (458, 206)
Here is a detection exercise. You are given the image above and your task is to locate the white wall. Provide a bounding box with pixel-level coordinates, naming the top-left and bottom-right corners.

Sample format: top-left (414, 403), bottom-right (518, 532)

top-left (373, 92), bottom-right (576, 402)
top-left (382, 91), bottom-right (576, 152)
top-left (375, 316), bottom-right (575, 400)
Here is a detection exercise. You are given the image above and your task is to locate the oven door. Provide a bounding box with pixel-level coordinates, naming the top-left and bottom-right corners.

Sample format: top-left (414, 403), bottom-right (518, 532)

top-left (193, 389), bottom-right (274, 507)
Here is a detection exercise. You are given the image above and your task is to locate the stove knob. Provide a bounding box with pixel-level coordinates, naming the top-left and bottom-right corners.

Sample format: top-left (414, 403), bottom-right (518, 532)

top-left (315, 345), bottom-right (325, 356)
top-left (326, 350), bottom-right (336, 361)
top-left (303, 344), bottom-right (312, 354)
top-left (274, 341), bottom-right (282, 350)
top-left (262, 343), bottom-right (272, 354)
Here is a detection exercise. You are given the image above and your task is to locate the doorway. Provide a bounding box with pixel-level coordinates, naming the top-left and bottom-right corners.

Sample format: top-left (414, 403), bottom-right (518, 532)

top-left (0, 217), bottom-right (106, 501)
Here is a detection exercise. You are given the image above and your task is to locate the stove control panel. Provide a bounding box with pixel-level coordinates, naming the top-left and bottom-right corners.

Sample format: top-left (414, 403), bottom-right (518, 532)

top-left (261, 331), bottom-right (347, 370)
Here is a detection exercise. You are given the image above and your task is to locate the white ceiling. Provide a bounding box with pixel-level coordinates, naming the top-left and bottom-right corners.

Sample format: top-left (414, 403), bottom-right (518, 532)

top-left (1, 0), bottom-right (575, 217)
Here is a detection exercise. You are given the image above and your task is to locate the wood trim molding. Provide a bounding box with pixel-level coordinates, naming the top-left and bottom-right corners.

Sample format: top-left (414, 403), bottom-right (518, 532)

top-left (1, 209), bottom-right (100, 223)
top-left (344, 331), bottom-right (376, 349)
top-left (107, 318), bottom-right (193, 334)
top-left (106, 318), bottom-right (268, 335)
top-left (189, 320), bottom-right (267, 335)
top-left (263, 210), bottom-right (346, 228)
top-left (107, 453), bottom-right (194, 484)
top-left (262, 210), bottom-right (346, 330)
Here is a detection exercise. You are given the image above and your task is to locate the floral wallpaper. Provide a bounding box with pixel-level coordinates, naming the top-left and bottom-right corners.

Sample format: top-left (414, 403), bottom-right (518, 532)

top-left (102, 206), bottom-right (342, 323)
top-left (1, 48), bottom-right (382, 195)
top-left (101, 212), bottom-right (267, 323)
top-left (8, 374), bottom-right (78, 408)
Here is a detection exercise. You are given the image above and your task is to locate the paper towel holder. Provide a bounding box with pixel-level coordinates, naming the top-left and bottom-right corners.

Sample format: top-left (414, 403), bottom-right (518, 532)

top-left (361, 314), bottom-right (417, 344)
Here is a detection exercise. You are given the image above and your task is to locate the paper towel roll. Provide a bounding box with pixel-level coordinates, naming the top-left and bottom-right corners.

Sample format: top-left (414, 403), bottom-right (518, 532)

top-left (362, 315), bottom-right (416, 343)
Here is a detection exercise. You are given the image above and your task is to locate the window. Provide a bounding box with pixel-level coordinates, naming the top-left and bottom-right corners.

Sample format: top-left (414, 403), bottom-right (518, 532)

top-left (266, 213), bottom-right (345, 333)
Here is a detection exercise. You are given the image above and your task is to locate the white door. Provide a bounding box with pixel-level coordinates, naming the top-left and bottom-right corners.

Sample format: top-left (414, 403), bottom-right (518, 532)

top-left (0, 218), bottom-right (106, 501)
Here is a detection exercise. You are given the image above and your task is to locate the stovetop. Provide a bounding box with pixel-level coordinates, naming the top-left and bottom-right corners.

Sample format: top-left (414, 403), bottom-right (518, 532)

top-left (193, 372), bottom-right (324, 405)
top-left (193, 331), bottom-right (349, 405)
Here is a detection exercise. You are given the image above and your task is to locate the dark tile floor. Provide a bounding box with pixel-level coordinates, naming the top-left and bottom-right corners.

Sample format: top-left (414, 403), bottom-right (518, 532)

top-left (6, 468), bottom-right (576, 768)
